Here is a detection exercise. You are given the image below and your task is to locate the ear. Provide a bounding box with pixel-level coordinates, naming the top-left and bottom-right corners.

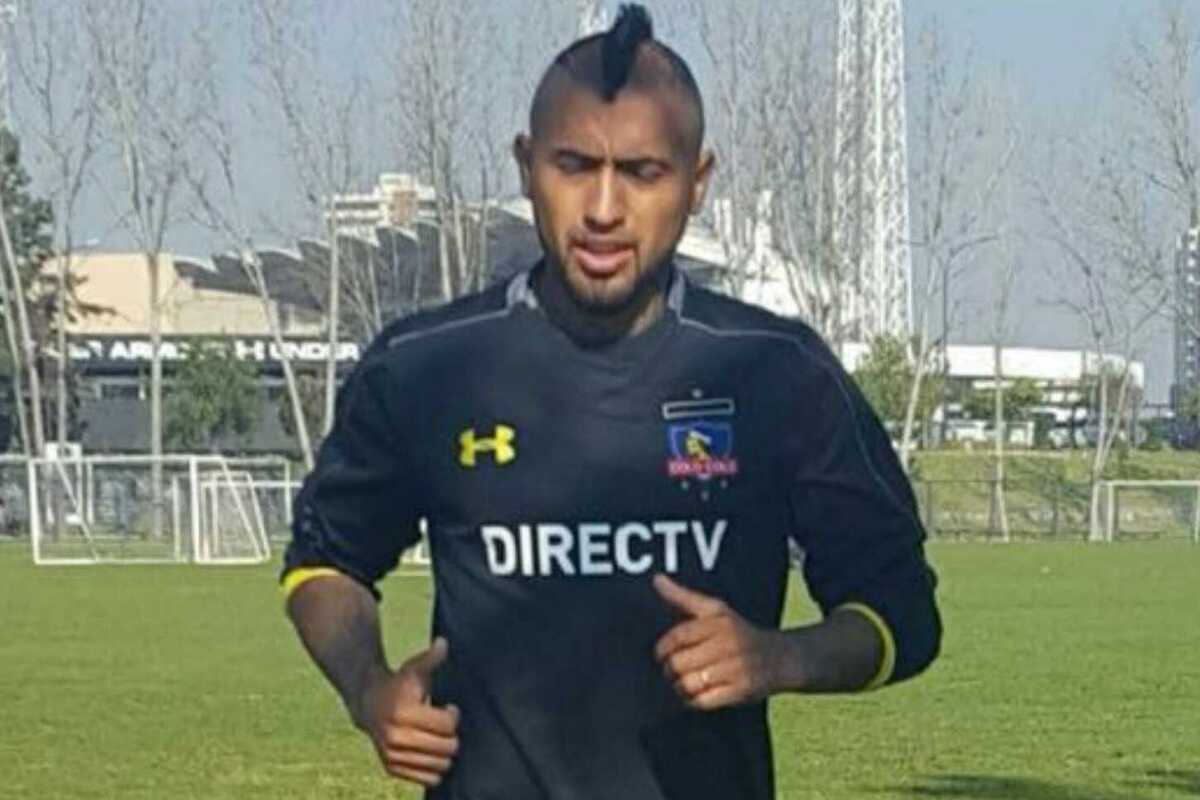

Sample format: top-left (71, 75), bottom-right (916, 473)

top-left (513, 134), bottom-right (533, 198)
top-left (689, 149), bottom-right (716, 215)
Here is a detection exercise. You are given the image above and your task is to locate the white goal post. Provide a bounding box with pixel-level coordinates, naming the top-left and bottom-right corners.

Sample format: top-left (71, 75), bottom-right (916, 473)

top-left (29, 454), bottom-right (288, 566)
top-left (1097, 480), bottom-right (1200, 544)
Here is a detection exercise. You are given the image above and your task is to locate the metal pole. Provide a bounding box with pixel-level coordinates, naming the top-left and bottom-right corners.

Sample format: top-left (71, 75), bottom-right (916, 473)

top-left (189, 456), bottom-right (200, 563)
top-left (1193, 485), bottom-right (1200, 545)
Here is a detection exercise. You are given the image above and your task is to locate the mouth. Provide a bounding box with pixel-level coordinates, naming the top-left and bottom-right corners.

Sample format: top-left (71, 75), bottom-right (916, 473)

top-left (570, 239), bottom-right (636, 279)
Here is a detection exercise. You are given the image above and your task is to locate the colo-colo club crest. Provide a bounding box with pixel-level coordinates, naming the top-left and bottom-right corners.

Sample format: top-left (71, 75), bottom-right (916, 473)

top-left (663, 396), bottom-right (738, 497)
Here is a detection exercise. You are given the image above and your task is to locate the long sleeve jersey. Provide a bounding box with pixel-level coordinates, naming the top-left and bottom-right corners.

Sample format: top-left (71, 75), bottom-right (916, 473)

top-left (283, 264), bottom-right (941, 800)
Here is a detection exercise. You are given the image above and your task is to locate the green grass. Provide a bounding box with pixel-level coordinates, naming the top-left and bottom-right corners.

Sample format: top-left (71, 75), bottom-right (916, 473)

top-left (1, 541), bottom-right (1197, 799)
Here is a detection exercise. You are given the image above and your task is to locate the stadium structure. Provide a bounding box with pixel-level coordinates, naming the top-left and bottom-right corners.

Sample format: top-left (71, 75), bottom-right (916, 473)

top-left (13, 168), bottom-right (1146, 459)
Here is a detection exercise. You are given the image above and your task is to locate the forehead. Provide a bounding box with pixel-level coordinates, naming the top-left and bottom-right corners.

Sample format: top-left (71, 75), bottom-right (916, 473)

top-left (534, 82), bottom-right (695, 160)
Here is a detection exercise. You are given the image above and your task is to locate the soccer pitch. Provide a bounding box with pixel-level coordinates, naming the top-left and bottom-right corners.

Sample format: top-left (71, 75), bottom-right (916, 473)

top-left (1, 542), bottom-right (1196, 799)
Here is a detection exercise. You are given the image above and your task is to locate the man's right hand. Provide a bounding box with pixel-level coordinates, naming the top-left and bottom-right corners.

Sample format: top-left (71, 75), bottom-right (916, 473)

top-left (353, 637), bottom-right (460, 788)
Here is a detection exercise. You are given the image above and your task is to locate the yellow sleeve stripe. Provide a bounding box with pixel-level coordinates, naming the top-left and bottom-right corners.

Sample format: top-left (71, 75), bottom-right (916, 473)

top-left (836, 602), bottom-right (897, 691)
top-left (280, 567), bottom-right (344, 600)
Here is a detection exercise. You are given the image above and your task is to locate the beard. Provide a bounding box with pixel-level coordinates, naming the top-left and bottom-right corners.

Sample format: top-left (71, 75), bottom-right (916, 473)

top-left (537, 235), bottom-right (672, 318)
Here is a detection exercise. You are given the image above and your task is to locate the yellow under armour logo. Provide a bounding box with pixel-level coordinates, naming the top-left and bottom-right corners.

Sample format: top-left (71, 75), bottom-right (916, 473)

top-left (458, 425), bottom-right (517, 467)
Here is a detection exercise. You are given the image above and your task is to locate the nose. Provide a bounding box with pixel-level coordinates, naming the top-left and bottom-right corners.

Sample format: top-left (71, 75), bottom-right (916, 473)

top-left (583, 167), bottom-right (625, 231)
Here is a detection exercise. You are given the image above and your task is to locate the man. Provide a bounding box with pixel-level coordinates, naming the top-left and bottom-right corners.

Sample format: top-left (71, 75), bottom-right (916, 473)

top-left (281, 6), bottom-right (941, 798)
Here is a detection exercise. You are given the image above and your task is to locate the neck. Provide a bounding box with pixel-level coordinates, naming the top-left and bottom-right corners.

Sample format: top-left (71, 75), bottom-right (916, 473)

top-left (535, 262), bottom-right (671, 347)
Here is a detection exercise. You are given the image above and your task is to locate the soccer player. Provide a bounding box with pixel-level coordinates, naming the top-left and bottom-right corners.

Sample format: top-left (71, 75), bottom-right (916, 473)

top-left (281, 5), bottom-right (941, 798)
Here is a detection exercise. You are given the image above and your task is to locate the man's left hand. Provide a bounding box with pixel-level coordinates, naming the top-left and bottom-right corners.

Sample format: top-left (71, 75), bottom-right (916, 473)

top-left (652, 574), bottom-right (791, 710)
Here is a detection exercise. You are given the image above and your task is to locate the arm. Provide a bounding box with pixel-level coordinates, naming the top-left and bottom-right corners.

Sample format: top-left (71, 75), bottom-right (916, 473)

top-left (280, 357), bottom-right (457, 788)
top-left (655, 347), bottom-right (940, 707)
top-left (284, 572), bottom-right (389, 727)
top-left (285, 572), bottom-right (460, 788)
top-left (653, 575), bottom-right (889, 709)
top-left (770, 604), bottom-right (889, 692)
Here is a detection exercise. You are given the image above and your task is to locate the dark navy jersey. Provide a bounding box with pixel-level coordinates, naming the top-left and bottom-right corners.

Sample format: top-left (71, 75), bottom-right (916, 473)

top-left (284, 265), bottom-right (940, 800)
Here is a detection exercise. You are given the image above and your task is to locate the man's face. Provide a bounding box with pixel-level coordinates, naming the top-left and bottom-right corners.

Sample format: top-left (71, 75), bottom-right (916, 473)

top-left (516, 84), bottom-right (712, 312)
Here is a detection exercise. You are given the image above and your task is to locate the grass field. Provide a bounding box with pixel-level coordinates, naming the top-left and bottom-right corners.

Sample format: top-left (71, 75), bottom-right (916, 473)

top-left (1, 540), bottom-right (1196, 799)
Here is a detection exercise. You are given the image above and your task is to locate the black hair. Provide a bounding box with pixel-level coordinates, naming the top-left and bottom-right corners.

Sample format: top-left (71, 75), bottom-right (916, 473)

top-left (600, 4), bottom-right (654, 100)
top-left (529, 4), bottom-right (705, 152)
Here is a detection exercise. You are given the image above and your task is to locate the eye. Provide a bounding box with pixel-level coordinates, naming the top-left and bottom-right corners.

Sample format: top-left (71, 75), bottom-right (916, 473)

top-left (626, 161), bottom-right (666, 182)
top-left (555, 153), bottom-right (592, 174)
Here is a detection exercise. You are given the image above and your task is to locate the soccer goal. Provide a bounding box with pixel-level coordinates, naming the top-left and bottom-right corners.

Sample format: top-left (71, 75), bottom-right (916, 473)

top-left (1096, 480), bottom-right (1200, 544)
top-left (193, 467), bottom-right (271, 564)
top-left (29, 454), bottom-right (289, 565)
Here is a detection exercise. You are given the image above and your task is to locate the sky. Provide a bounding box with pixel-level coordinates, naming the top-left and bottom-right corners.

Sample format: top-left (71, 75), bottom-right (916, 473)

top-left (11, 0), bottom-right (1182, 402)
top-left (902, 0), bottom-right (1173, 402)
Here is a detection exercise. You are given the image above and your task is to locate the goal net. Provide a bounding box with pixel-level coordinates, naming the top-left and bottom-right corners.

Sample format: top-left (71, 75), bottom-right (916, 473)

top-left (29, 454), bottom-right (288, 565)
top-left (248, 477), bottom-right (431, 569)
top-left (194, 468), bottom-right (270, 564)
top-left (1096, 480), bottom-right (1200, 544)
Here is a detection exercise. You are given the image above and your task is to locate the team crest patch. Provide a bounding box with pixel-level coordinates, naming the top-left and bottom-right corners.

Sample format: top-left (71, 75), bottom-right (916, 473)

top-left (662, 396), bottom-right (738, 488)
top-left (667, 421), bottom-right (738, 479)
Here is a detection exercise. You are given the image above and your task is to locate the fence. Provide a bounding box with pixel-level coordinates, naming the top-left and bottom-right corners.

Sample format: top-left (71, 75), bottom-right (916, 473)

top-left (914, 478), bottom-right (1200, 542)
top-left (25, 454), bottom-right (289, 565)
top-left (913, 478), bottom-right (1094, 540)
top-left (3, 460), bottom-right (1192, 553)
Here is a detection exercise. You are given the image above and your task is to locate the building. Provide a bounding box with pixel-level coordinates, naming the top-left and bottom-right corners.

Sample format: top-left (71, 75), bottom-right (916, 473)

top-left (26, 170), bottom-right (1145, 456)
top-left (33, 193), bottom-right (730, 457)
top-left (327, 173), bottom-right (436, 241)
top-left (840, 342), bottom-right (1147, 445)
top-left (1173, 227), bottom-right (1200, 413)
top-left (45, 252), bottom-right (355, 455)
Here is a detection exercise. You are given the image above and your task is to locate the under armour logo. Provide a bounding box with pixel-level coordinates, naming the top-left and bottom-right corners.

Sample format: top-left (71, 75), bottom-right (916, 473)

top-left (458, 425), bottom-right (516, 467)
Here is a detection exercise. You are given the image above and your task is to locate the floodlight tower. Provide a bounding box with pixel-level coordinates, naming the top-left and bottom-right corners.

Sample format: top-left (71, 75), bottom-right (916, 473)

top-left (0, 0), bottom-right (15, 131)
top-left (577, 0), bottom-right (608, 37)
top-left (834, 0), bottom-right (913, 341)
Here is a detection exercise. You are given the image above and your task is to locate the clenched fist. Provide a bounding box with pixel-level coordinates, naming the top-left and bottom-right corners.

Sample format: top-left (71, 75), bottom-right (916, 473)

top-left (354, 637), bottom-right (460, 788)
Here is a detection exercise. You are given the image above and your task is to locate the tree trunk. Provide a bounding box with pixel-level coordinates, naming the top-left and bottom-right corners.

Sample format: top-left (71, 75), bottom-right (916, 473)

top-left (1088, 362), bottom-right (1108, 542)
top-left (0, 194), bottom-right (45, 456)
top-left (436, 197), bottom-right (453, 302)
top-left (323, 221), bottom-right (341, 437)
top-left (899, 335), bottom-right (929, 473)
top-left (246, 255), bottom-right (315, 470)
top-left (991, 342), bottom-right (1010, 542)
top-left (477, 168), bottom-right (490, 292)
top-left (145, 251), bottom-right (163, 539)
top-left (0, 228), bottom-right (30, 456)
top-left (56, 252), bottom-right (69, 449)
top-left (451, 193), bottom-right (470, 293)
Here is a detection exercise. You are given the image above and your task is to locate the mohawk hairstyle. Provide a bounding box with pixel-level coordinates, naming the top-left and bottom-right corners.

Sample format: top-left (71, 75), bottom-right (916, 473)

top-left (529, 3), bottom-right (705, 152)
top-left (600, 4), bottom-right (654, 100)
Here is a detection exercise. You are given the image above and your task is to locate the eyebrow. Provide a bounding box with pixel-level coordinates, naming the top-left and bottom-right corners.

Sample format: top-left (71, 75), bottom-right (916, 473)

top-left (549, 147), bottom-right (674, 169)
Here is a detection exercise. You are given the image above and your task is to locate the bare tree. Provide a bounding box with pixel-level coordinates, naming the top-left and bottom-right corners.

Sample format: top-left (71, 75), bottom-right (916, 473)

top-left (250, 0), bottom-right (377, 439)
top-left (1030, 129), bottom-right (1165, 540)
top-left (758, 7), bottom-right (848, 345)
top-left (904, 21), bottom-right (1017, 470)
top-left (185, 4), bottom-right (316, 470)
top-left (85, 0), bottom-right (193, 536)
top-left (986, 191), bottom-right (1022, 542)
top-left (14, 0), bottom-right (100, 453)
top-left (0, 224), bottom-right (30, 454)
top-left (0, 190), bottom-right (43, 455)
top-left (1113, 0), bottom-right (1200, 430)
top-left (1116, 0), bottom-right (1200, 228)
top-left (390, 0), bottom-right (494, 302)
top-left (689, 0), bottom-right (779, 300)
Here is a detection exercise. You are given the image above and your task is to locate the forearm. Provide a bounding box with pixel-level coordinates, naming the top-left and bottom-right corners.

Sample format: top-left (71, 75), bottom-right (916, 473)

top-left (286, 573), bottom-right (390, 726)
top-left (770, 607), bottom-right (888, 694)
